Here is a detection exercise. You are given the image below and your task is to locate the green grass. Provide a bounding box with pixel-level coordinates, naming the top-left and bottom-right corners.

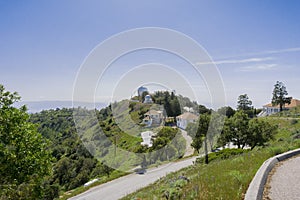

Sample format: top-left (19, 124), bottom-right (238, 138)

top-left (271, 105), bottom-right (300, 118)
top-left (121, 117), bottom-right (300, 200)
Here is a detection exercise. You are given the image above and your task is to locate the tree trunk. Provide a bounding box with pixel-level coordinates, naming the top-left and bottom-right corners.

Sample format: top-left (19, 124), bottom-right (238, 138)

top-left (204, 137), bottom-right (208, 164)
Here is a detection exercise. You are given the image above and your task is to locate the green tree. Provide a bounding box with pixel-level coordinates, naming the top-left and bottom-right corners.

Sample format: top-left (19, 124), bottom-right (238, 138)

top-left (248, 118), bottom-right (277, 150)
top-left (186, 122), bottom-right (198, 138)
top-left (217, 106), bottom-right (235, 118)
top-left (170, 97), bottom-right (181, 117)
top-left (163, 91), bottom-right (172, 117)
top-left (272, 81), bottom-right (292, 112)
top-left (237, 94), bottom-right (253, 111)
top-left (220, 111), bottom-right (250, 149)
top-left (218, 111), bottom-right (276, 150)
top-left (191, 114), bottom-right (210, 163)
top-left (141, 91), bottom-right (149, 102)
top-left (207, 112), bottom-right (224, 151)
top-left (0, 85), bottom-right (52, 199)
top-left (198, 105), bottom-right (211, 114)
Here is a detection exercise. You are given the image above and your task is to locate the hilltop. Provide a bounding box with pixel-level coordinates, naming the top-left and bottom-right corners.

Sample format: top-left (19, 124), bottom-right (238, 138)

top-left (21, 91), bottom-right (200, 199)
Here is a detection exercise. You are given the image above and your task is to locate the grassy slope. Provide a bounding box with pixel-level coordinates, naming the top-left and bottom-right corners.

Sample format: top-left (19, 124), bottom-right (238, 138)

top-left (271, 105), bottom-right (300, 118)
top-left (122, 118), bottom-right (300, 200)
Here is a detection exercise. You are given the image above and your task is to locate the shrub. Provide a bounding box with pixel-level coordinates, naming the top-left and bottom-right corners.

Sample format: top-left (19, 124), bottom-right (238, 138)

top-left (290, 119), bottom-right (298, 125)
top-left (196, 148), bottom-right (250, 164)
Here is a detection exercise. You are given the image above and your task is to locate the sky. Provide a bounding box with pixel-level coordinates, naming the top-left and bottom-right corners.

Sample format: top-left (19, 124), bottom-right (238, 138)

top-left (1, 0), bottom-right (300, 108)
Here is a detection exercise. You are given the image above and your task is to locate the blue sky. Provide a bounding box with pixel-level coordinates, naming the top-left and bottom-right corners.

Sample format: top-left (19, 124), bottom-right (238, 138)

top-left (1, 0), bottom-right (300, 108)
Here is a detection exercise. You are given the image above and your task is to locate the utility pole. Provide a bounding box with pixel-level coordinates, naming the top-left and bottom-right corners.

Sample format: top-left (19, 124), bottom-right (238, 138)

top-left (204, 136), bottom-right (208, 164)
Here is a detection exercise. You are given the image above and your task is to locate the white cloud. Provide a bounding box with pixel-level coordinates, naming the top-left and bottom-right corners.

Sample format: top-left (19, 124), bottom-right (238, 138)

top-left (239, 64), bottom-right (277, 72)
top-left (196, 57), bottom-right (273, 65)
top-left (262, 47), bottom-right (300, 54)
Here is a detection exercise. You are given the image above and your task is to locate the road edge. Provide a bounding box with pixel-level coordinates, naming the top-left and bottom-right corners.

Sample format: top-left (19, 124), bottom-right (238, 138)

top-left (245, 148), bottom-right (300, 200)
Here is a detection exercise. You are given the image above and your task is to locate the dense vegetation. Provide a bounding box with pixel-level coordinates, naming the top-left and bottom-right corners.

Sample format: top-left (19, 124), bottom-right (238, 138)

top-left (218, 110), bottom-right (277, 150)
top-left (0, 85), bottom-right (52, 200)
top-left (29, 108), bottom-right (117, 199)
top-left (132, 90), bottom-right (199, 117)
top-left (28, 105), bottom-right (185, 199)
top-left (0, 85), bottom-right (196, 199)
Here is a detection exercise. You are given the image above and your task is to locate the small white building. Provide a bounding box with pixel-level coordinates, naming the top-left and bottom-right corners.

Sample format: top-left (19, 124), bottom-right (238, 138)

top-left (183, 106), bottom-right (194, 113)
top-left (176, 112), bottom-right (198, 129)
top-left (260, 98), bottom-right (300, 116)
top-left (142, 110), bottom-right (163, 127)
top-left (141, 131), bottom-right (153, 147)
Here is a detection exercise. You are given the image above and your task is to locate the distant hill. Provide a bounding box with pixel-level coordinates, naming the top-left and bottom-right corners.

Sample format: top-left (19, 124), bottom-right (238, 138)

top-left (14, 100), bottom-right (107, 113)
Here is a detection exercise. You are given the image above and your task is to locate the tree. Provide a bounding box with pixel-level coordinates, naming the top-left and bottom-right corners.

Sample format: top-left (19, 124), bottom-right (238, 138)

top-left (207, 112), bottom-right (224, 151)
top-left (170, 97), bottom-right (181, 117)
top-left (0, 85), bottom-right (52, 199)
top-left (248, 118), bottom-right (277, 150)
top-left (219, 110), bottom-right (250, 149)
top-left (217, 106), bottom-right (235, 118)
top-left (272, 81), bottom-right (292, 112)
top-left (186, 122), bottom-right (198, 138)
top-left (191, 114), bottom-right (210, 164)
top-left (237, 94), bottom-right (253, 111)
top-left (198, 105), bottom-right (211, 114)
top-left (218, 111), bottom-right (276, 150)
top-left (163, 91), bottom-right (172, 117)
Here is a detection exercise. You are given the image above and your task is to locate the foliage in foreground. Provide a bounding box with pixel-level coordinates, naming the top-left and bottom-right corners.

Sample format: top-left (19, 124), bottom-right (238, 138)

top-left (0, 85), bottom-right (52, 200)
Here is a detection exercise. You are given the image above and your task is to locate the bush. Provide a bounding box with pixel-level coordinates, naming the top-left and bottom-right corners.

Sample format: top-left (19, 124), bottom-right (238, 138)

top-left (290, 119), bottom-right (298, 125)
top-left (196, 148), bottom-right (250, 164)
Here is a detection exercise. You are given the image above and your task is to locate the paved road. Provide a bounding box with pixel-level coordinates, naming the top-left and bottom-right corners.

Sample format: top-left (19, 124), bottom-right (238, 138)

top-left (266, 155), bottom-right (300, 200)
top-left (180, 129), bottom-right (194, 157)
top-left (69, 157), bottom-right (196, 200)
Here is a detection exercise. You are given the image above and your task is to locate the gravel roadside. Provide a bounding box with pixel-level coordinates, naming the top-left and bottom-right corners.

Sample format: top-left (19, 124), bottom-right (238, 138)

top-left (263, 155), bottom-right (300, 200)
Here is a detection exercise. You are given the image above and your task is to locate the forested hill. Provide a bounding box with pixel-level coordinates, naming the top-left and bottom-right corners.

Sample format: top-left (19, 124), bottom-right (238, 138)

top-left (25, 91), bottom-right (198, 199)
top-left (29, 108), bottom-right (113, 199)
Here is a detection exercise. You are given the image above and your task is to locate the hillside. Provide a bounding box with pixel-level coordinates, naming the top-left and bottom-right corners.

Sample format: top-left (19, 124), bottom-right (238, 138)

top-left (271, 105), bottom-right (300, 118)
top-left (24, 91), bottom-right (197, 199)
top-left (29, 108), bottom-right (120, 199)
top-left (122, 117), bottom-right (300, 200)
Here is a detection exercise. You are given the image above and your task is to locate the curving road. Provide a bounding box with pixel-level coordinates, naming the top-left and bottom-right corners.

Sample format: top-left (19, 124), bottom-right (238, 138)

top-left (69, 156), bottom-right (196, 200)
top-left (180, 129), bottom-right (194, 157)
top-left (265, 155), bottom-right (300, 200)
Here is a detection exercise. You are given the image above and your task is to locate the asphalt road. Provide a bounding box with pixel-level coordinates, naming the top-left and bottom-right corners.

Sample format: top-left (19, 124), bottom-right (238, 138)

top-left (266, 155), bottom-right (300, 200)
top-left (69, 156), bottom-right (196, 200)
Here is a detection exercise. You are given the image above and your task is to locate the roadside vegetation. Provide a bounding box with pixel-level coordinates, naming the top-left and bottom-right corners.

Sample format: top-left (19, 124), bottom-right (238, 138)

top-left (122, 117), bottom-right (300, 200)
top-left (122, 81), bottom-right (300, 200)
